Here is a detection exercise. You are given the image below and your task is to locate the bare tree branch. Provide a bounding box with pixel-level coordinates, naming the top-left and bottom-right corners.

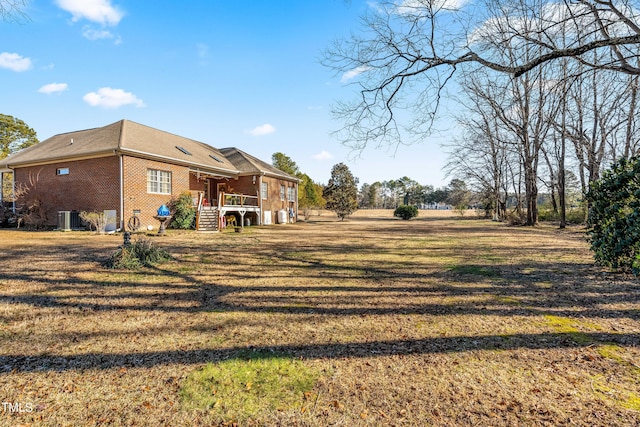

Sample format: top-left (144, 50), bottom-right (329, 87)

top-left (324, 0), bottom-right (640, 151)
top-left (0, 0), bottom-right (29, 23)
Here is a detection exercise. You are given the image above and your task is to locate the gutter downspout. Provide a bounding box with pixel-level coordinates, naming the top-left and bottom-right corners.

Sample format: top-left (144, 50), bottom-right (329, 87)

top-left (258, 175), bottom-right (263, 226)
top-left (119, 153), bottom-right (124, 230)
top-left (11, 169), bottom-right (15, 213)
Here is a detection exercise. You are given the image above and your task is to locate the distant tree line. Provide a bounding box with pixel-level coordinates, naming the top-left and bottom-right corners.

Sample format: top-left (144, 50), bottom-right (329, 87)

top-left (357, 177), bottom-right (472, 211)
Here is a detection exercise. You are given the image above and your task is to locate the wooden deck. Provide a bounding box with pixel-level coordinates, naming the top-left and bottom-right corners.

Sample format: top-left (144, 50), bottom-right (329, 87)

top-left (195, 192), bottom-right (260, 231)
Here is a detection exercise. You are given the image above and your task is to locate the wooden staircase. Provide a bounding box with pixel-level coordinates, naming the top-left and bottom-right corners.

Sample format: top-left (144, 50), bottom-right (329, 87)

top-left (197, 207), bottom-right (219, 232)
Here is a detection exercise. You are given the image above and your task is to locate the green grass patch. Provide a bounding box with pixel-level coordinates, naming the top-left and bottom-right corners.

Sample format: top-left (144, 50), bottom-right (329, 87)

top-left (449, 264), bottom-right (500, 277)
top-left (180, 349), bottom-right (320, 423)
top-left (541, 315), bottom-right (596, 344)
top-left (623, 393), bottom-right (640, 411)
top-left (590, 375), bottom-right (640, 412)
top-left (594, 344), bottom-right (640, 411)
top-left (597, 343), bottom-right (640, 377)
top-left (597, 344), bottom-right (627, 364)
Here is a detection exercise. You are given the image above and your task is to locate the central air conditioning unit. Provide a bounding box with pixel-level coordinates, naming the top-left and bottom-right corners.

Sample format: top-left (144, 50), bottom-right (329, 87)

top-left (57, 211), bottom-right (71, 231)
top-left (57, 211), bottom-right (82, 231)
top-left (70, 211), bottom-right (82, 229)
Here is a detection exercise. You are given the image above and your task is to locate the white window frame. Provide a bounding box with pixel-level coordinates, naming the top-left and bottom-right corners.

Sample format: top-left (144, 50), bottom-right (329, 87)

top-left (280, 184), bottom-right (286, 201)
top-left (288, 186), bottom-right (296, 201)
top-left (261, 182), bottom-right (268, 200)
top-left (147, 169), bottom-right (171, 194)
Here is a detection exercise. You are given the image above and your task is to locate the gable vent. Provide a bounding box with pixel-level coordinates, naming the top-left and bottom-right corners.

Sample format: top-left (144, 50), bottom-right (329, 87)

top-left (176, 146), bottom-right (192, 155)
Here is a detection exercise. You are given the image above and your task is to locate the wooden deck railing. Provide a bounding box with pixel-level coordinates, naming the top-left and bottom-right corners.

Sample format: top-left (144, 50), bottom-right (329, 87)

top-left (194, 192), bottom-right (203, 230)
top-left (218, 192), bottom-right (259, 208)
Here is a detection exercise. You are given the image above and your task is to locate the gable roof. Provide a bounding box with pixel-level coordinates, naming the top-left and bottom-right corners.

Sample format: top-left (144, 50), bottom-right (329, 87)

top-left (0, 120), bottom-right (240, 176)
top-left (219, 147), bottom-right (299, 181)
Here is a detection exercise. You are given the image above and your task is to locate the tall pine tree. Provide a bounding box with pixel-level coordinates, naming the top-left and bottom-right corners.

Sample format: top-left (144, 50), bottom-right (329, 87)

top-left (0, 114), bottom-right (38, 159)
top-left (323, 163), bottom-right (358, 221)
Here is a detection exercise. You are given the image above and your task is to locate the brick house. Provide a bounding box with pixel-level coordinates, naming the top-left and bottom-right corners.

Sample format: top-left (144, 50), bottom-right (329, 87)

top-left (0, 120), bottom-right (299, 231)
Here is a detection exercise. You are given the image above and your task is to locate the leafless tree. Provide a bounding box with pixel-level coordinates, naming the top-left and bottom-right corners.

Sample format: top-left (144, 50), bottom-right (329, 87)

top-left (0, 0), bottom-right (29, 23)
top-left (324, 0), bottom-right (640, 152)
top-left (604, 73), bottom-right (640, 160)
top-left (563, 65), bottom-right (628, 195)
top-left (446, 71), bottom-right (515, 221)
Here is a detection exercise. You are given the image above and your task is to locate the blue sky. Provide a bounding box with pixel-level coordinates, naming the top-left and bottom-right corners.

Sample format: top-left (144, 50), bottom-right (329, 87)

top-left (1, 0), bottom-right (450, 187)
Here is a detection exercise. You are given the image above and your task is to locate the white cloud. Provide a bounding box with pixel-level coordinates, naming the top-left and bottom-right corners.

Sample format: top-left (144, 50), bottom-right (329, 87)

top-left (0, 52), bottom-right (32, 72)
top-left (245, 123), bottom-right (276, 136)
top-left (468, 2), bottom-right (634, 48)
top-left (312, 150), bottom-right (333, 161)
top-left (82, 26), bottom-right (121, 43)
top-left (38, 83), bottom-right (68, 95)
top-left (340, 66), bottom-right (370, 83)
top-left (83, 87), bottom-right (145, 109)
top-left (55, 0), bottom-right (124, 26)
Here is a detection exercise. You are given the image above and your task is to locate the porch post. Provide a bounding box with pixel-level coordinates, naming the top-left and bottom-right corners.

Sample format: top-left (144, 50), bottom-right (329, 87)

top-left (238, 208), bottom-right (246, 229)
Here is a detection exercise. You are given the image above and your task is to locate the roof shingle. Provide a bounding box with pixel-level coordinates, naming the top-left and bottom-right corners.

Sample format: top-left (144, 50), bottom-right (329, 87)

top-left (0, 120), bottom-right (240, 176)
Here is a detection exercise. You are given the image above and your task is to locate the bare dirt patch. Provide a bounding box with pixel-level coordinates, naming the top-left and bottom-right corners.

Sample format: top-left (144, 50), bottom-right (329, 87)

top-left (0, 211), bottom-right (638, 426)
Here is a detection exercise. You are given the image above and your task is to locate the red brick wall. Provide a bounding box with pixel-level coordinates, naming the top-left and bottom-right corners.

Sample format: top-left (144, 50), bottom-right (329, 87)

top-left (13, 156), bottom-right (120, 226)
top-left (12, 154), bottom-right (298, 229)
top-left (208, 176), bottom-right (260, 204)
top-left (261, 176), bottom-right (297, 224)
top-left (231, 176), bottom-right (260, 198)
top-left (122, 156), bottom-right (193, 230)
top-left (190, 174), bottom-right (206, 196)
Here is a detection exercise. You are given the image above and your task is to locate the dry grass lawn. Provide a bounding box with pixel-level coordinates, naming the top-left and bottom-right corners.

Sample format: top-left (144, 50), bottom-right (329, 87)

top-left (0, 209), bottom-right (639, 426)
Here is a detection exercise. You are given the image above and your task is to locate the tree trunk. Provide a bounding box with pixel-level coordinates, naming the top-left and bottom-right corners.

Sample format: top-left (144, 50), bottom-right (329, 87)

top-left (525, 166), bottom-right (538, 226)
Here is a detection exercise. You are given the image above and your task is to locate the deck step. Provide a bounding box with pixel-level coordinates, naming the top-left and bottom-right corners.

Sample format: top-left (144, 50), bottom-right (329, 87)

top-left (197, 208), bottom-right (219, 231)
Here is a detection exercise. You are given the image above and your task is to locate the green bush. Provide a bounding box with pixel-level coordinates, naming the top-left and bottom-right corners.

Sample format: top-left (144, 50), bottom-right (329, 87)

top-left (566, 206), bottom-right (587, 224)
top-left (537, 203), bottom-right (557, 222)
top-left (537, 204), bottom-right (587, 224)
top-left (394, 205), bottom-right (419, 220)
top-left (104, 238), bottom-right (171, 269)
top-left (586, 156), bottom-right (640, 272)
top-left (169, 191), bottom-right (196, 229)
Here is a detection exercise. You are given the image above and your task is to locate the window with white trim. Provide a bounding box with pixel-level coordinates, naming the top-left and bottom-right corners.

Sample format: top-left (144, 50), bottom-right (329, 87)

top-left (280, 185), bottom-right (285, 201)
top-left (147, 169), bottom-right (171, 194)
top-left (288, 186), bottom-right (296, 201)
top-left (261, 182), bottom-right (268, 200)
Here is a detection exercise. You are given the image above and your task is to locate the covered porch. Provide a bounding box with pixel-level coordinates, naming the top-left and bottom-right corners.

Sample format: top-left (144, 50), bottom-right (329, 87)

top-left (191, 171), bottom-right (261, 231)
top-left (194, 191), bottom-right (260, 231)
